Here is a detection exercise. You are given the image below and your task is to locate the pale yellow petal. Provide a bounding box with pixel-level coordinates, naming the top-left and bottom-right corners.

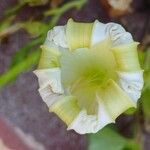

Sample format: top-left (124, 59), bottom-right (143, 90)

top-left (38, 45), bottom-right (61, 69)
top-left (50, 96), bottom-right (80, 125)
top-left (111, 42), bottom-right (141, 71)
top-left (97, 80), bottom-right (136, 120)
top-left (66, 18), bottom-right (93, 50)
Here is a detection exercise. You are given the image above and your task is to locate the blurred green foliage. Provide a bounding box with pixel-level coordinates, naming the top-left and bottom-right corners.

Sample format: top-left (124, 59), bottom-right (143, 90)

top-left (88, 126), bottom-right (141, 150)
top-left (22, 21), bottom-right (48, 36)
top-left (45, 0), bottom-right (86, 16)
top-left (20, 0), bottom-right (48, 6)
top-left (89, 127), bottom-right (127, 150)
top-left (0, 50), bottom-right (40, 87)
top-left (142, 49), bottom-right (150, 119)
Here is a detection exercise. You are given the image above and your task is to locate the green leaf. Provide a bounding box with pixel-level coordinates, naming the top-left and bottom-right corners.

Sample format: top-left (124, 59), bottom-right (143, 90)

top-left (0, 18), bottom-right (13, 32)
top-left (20, 0), bottom-right (48, 6)
top-left (0, 50), bottom-right (40, 88)
top-left (124, 107), bottom-right (136, 115)
top-left (0, 23), bottom-right (22, 39)
top-left (138, 50), bottom-right (145, 70)
top-left (88, 127), bottom-right (127, 150)
top-left (123, 140), bottom-right (141, 150)
top-left (0, 17), bottom-right (22, 39)
top-left (45, 0), bottom-right (87, 16)
top-left (141, 48), bottom-right (150, 118)
top-left (4, 3), bottom-right (25, 17)
top-left (142, 87), bottom-right (150, 118)
top-left (22, 21), bottom-right (48, 36)
top-left (10, 36), bottom-right (44, 68)
top-left (144, 49), bottom-right (150, 71)
top-left (142, 48), bottom-right (150, 91)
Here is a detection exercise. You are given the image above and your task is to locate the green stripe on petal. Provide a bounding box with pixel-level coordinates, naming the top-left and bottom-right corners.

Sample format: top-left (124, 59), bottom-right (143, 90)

top-left (98, 80), bottom-right (136, 120)
top-left (91, 38), bottom-right (117, 81)
top-left (50, 96), bottom-right (80, 125)
top-left (38, 45), bottom-right (61, 69)
top-left (112, 42), bottom-right (141, 71)
top-left (66, 18), bottom-right (93, 51)
top-left (60, 45), bottom-right (117, 115)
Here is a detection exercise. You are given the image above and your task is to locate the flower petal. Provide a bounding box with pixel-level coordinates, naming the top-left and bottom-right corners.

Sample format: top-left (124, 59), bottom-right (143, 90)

top-left (45, 26), bottom-right (68, 48)
top-left (91, 20), bottom-right (107, 46)
top-left (66, 18), bottom-right (93, 50)
top-left (33, 68), bottom-right (64, 93)
top-left (38, 85), bottom-right (63, 107)
top-left (38, 44), bottom-right (61, 69)
top-left (91, 38), bottom-right (117, 80)
top-left (117, 71), bottom-right (144, 102)
top-left (58, 79), bottom-right (137, 134)
top-left (98, 79), bottom-right (136, 120)
top-left (91, 20), bottom-right (133, 47)
top-left (50, 96), bottom-right (80, 125)
top-left (68, 101), bottom-right (114, 134)
top-left (106, 23), bottom-right (133, 47)
top-left (112, 42), bottom-right (141, 71)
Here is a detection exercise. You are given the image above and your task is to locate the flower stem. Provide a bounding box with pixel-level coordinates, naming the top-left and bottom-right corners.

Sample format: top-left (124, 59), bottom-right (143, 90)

top-left (44, 0), bottom-right (87, 16)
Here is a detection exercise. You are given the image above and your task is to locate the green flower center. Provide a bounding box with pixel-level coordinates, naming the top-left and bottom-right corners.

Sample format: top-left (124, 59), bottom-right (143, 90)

top-left (60, 42), bottom-right (117, 114)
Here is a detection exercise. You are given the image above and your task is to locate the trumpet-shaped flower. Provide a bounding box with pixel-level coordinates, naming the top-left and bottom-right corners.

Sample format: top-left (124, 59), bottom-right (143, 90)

top-left (34, 19), bottom-right (144, 134)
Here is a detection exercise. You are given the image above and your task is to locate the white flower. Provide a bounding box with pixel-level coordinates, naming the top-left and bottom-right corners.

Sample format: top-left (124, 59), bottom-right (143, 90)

top-left (34, 19), bottom-right (144, 134)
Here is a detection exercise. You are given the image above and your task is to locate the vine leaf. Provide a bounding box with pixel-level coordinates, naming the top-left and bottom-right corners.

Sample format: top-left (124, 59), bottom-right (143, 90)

top-left (88, 127), bottom-right (126, 150)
